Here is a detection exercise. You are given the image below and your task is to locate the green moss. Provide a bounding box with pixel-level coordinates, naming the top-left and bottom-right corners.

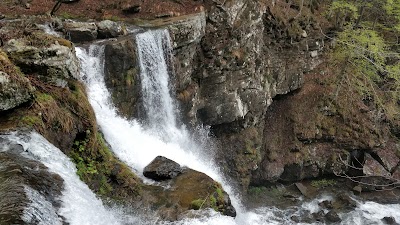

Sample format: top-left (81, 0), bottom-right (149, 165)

top-left (99, 176), bottom-right (113, 196)
top-left (248, 186), bottom-right (268, 195)
top-left (69, 131), bottom-right (141, 200)
top-left (20, 115), bottom-right (42, 127)
top-left (125, 69), bottom-right (135, 87)
top-left (209, 195), bottom-right (218, 211)
top-left (311, 179), bottom-right (336, 188)
top-left (36, 93), bottom-right (53, 102)
top-left (187, 184), bottom-right (226, 213)
top-left (190, 199), bottom-right (206, 210)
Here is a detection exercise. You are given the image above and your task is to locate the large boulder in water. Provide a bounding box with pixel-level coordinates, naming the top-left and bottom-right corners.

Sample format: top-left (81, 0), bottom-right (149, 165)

top-left (142, 156), bottom-right (236, 220)
top-left (143, 156), bottom-right (183, 180)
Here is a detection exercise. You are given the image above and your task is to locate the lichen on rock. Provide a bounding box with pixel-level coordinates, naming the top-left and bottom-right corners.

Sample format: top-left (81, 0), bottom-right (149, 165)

top-left (4, 33), bottom-right (79, 88)
top-left (0, 50), bottom-right (33, 111)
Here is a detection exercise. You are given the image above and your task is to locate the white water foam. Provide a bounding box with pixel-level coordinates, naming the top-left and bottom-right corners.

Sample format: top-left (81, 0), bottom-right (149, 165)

top-left (136, 30), bottom-right (178, 137)
top-left (22, 186), bottom-right (62, 225)
top-left (1, 132), bottom-right (128, 225)
top-left (341, 199), bottom-right (400, 225)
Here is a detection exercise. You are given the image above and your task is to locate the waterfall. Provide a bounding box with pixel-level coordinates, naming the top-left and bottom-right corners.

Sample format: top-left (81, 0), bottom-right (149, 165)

top-left (136, 29), bottom-right (178, 138)
top-left (0, 132), bottom-right (131, 225)
top-left (76, 31), bottom-right (221, 181)
top-left (76, 30), bottom-right (246, 221)
top-left (76, 29), bottom-right (400, 225)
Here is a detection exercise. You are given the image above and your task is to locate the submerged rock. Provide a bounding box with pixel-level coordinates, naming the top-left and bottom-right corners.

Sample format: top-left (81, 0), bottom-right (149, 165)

top-left (382, 216), bottom-right (399, 225)
top-left (332, 192), bottom-right (357, 211)
top-left (143, 156), bottom-right (183, 181)
top-left (325, 210), bottom-right (341, 223)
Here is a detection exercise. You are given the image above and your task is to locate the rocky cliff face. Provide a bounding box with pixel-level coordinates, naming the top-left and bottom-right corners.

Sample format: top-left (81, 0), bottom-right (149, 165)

top-left (0, 16), bottom-right (239, 220)
top-left (103, 35), bottom-right (142, 119)
top-left (163, 0), bottom-right (398, 190)
top-left (167, 1), bottom-right (327, 189)
top-left (90, 1), bottom-right (345, 190)
top-left (75, 0), bottom-right (399, 192)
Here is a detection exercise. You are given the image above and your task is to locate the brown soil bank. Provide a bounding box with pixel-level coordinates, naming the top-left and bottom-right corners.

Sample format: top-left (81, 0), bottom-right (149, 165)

top-left (0, 0), bottom-right (203, 20)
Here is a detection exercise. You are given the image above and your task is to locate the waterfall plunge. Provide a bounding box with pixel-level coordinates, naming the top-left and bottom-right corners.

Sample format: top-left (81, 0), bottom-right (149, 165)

top-left (76, 30), bottom-right (225, 183)
top-left (76, 29), bottom-right (400, 225)
top-left (76, 29), bottom-right (252, 223)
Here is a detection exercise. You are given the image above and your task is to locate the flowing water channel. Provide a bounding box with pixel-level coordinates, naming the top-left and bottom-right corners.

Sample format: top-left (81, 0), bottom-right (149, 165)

top-left (0, 132), bottom-right (145, 225)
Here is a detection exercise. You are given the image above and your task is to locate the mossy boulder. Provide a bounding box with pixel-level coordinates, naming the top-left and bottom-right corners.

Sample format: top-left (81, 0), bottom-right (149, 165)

top-left (0, 18), bottom-right (143, 205)
top-left (252, 62), bottom-right (400, 185)
top-left (4, 32), bottom-right (79, 88)
top-left (141, 157), bottom-right (236, 221)
top-left (173, 169), bottom-right (236, 217)
top-left (0, 50), bottom-right (34, 111)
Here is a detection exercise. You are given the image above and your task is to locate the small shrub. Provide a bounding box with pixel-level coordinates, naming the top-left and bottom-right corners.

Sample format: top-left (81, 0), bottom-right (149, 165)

top-left (190, 199), bottom-right (205, 210)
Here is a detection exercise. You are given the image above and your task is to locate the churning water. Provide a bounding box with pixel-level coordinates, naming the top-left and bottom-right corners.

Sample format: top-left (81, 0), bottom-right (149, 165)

top-left (0, 132), bottom-right (138, 225)
top-left (74, 29), bottom-right (400, 225)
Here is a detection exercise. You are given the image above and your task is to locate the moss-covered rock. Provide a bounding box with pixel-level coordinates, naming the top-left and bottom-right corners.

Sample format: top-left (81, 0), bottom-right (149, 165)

top-left (252, 61), bottom-right (400, 185)
top-left (141, 159), bottom-right (236, 221)
top-left (213, 126), bottom-right (262, 190)
top-left (0, 18), bottom-right (143, 205)
top-left (4, 32), bottom-right (79, 88)
top-left (0, 50), bottom-right (33, 111)
top-left (103, 35), bottom-right (141, 119)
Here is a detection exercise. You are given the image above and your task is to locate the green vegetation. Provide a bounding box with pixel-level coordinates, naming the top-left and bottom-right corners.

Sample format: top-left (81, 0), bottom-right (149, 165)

top-left (20, 115), bottom-right (42, 127)
top-left (311, 179), bottom-right (337, 188)
top-left (125, 69), bottom-right (135, 86)
top-left (248, 186), bottom-right (268, 195)
top-left (327, 0), bottom-right (400, 121)
top-left (190, 199), bottom-right (205, 210)
top-left (71, 138), bottom-right (99, 178)
top-left (189, 185), bottom-right (226, 212)
top-left (69, 131), bottom-right (141, 199)
top-left (16, 77), bottom-right (142, 201)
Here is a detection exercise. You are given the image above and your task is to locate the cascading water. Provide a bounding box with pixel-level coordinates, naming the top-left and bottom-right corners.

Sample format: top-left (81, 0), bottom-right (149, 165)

top-left (136, 30), bottom-right (178, 138)
top-left (0, 131), bottom-right (146, 225)
top-left (77, 29), bottom-right (400, 225)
